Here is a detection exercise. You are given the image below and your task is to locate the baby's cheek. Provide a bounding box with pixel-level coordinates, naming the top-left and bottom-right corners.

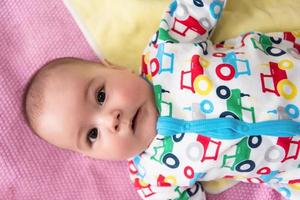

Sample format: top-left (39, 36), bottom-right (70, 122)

top-left (115, 138), bottom-right (133, 150)
top-left (112, 138), bottom-right (140, 158)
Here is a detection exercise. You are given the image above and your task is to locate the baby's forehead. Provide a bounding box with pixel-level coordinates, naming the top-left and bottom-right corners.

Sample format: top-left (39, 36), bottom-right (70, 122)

top-left (52, 61), bottom-right (85, 74)
top-left (25, 58), bottom-right (100, 137)
top-left (45, 62), bottom-right (90, 81)
top-left (37, 60), bottom-right (105, 99)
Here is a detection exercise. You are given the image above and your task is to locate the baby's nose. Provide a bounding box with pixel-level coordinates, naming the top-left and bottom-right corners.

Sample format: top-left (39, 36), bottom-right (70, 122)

top-left (108, 110), bottom-right (121, 133)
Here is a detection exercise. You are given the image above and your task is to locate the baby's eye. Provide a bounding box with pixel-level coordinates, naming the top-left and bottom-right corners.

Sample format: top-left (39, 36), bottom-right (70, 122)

top-left (96, 88), bottom-right (106, 105)
top-left (87, 128), bottom-right (98, 144)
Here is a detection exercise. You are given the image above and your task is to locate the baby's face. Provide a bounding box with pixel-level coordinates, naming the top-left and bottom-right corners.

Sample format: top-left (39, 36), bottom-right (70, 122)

top-left (36, 62), bottom-right (158, 160)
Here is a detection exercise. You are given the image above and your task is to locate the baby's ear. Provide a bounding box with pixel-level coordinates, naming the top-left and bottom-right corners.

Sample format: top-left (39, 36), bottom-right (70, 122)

top-left (101, 59), bottom-right (135, 74)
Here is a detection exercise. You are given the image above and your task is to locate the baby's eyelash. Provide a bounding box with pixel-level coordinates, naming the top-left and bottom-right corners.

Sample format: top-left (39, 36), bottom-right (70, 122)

top-left (87, 128), bottom-right (98, 145)
top-left (95, 87), bottom-right (106, 105)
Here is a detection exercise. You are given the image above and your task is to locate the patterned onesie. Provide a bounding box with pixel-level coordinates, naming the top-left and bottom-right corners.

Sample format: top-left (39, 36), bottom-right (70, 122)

top-left (128, 0), bottom-right (300, 199)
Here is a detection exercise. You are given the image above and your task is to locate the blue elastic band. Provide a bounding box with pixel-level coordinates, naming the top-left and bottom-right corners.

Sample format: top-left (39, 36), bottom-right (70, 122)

top-left (157, 116), bottom-right (300, 139)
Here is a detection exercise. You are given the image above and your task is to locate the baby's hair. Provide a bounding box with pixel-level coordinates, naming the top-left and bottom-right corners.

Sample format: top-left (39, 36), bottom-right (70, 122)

top-left (23, 57), bottom-right (90, 133)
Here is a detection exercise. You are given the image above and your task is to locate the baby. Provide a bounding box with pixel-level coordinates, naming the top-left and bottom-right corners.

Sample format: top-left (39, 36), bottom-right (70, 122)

top-left (24, 0), bottom-right (300, 199)
top-left (24, 58), bottom-right (158, 160)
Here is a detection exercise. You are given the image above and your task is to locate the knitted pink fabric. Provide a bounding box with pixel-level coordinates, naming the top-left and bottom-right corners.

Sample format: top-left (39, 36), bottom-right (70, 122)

top-left (0, 0), bottom-right (284, 199)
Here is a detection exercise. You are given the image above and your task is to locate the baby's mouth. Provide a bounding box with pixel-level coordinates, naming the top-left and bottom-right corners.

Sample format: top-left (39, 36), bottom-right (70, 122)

top-left (131, 107), bottom-right (140, 133)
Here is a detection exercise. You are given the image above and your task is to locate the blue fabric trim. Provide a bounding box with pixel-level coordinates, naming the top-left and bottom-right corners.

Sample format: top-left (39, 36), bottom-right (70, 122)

top-left (157, 116), bottom-right (300, 139)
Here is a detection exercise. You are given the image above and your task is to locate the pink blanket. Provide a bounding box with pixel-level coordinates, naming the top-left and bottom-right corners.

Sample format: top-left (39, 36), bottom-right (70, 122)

top-left (0, 0), bottom-right (284, 199)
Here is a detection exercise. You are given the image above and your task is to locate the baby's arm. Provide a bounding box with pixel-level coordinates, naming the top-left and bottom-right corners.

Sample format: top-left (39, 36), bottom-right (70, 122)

top-left (152, 0), bottom-right (227, 45)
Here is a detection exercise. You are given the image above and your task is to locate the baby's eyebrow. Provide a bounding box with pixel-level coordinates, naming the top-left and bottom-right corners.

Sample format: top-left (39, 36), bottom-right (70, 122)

top-left (84, 78), bottom-right (95, 102)
top-left (76, 126), bottom-right (86, 151)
